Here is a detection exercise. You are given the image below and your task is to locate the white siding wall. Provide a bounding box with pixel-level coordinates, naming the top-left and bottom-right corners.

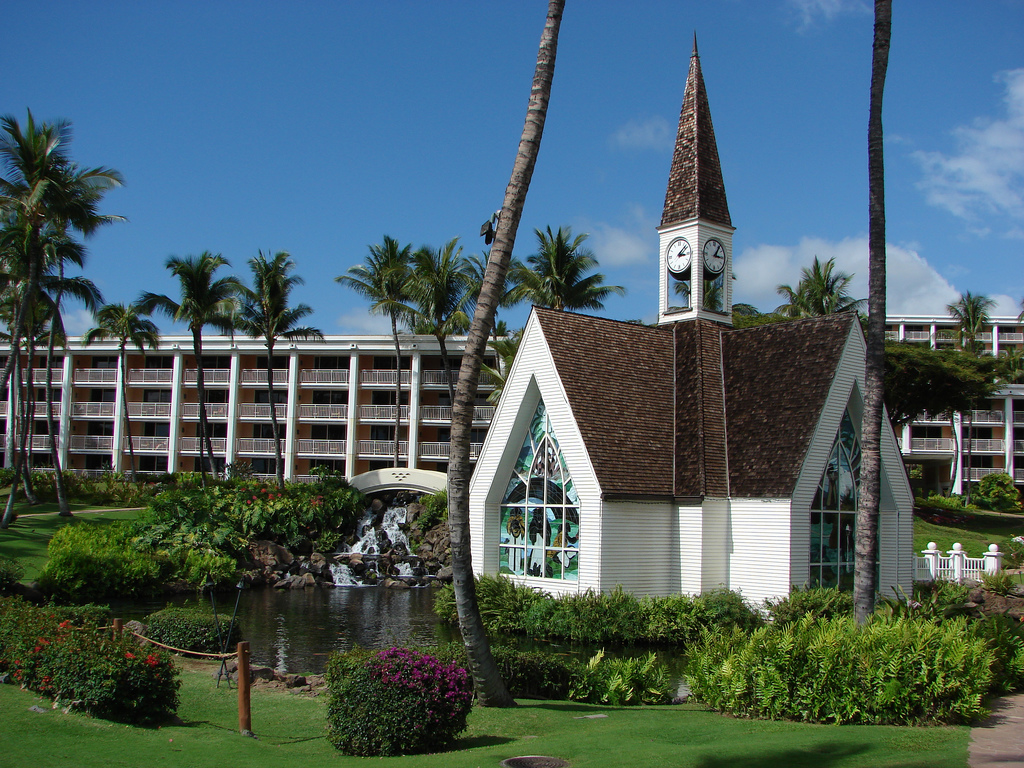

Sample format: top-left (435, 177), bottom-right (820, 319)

top-left (879, 413), bottom-right (914, 597)
top-left (729, 498), bottom-right (792, 604)
top-left (701, 498), bottom-right (729, 589)
top-left (677, 503), bottom-right (704, 593)
top-left (601, 499), bottom-right (677, 596)
top-left (469, 313), bottom-right (603, 596)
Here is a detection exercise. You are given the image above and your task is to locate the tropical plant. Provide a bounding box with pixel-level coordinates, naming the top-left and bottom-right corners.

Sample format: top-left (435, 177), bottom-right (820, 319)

top-left (481, 328), bottom-right (522, 404)
top-left (947, 291), bottom-right (996, 356)
top-left (140, 252), bottom-right (242, 485)
top-left (336, 236), bottom-right (412, 468)
top-left (236, 251), bottom-right (322, 488)
top-left (406, 238), bottom-right (472, 404)
top-left (509, 225), bottom-right (625, 312)
top-left (464, 251), bottom-right (525, 337)
top-left (774, 256), bottom-right (865, 318)
top-left (445, 0), bottom-right (564, 707)
top-left (83, 302), bottom-right (160, 482)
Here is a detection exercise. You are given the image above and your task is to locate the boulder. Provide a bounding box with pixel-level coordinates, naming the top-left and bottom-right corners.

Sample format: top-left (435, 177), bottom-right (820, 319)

top-left (435, 566), bottom-right (453, 583)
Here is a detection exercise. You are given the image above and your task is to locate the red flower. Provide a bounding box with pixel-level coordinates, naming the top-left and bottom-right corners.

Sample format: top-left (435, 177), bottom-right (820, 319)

top-left (125, 652), bottom-right (136, 660)
top-left (145, 654), bottom-right (160, 667)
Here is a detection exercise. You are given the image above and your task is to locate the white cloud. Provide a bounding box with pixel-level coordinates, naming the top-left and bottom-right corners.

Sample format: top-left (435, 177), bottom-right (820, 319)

top-left (787, 0), bottom-right (869, 29)
top-left (733, 235), bottom-right (970, 315)
top-left (578, 205), bottom-right (657, 267)
top-left (913, 69), bottom-right (1024, 232)
top-left (61, 307), bottom-right (95, 336)
top-left (610, 116), bottom-right (673, 151)
top-left (335, 309), bottom-right (393, 335)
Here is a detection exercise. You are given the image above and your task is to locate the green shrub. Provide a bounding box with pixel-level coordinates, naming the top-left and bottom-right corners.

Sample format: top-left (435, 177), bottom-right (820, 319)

top-left (980, 570), bottom-right (1019, 597)
top-left (426, 643), bottom-right (580, 700)
top-left (687, 615), bottom-right (993, 724)
top-left (145, 606), bottom-right (243, 653)
top-left (976, 472), bottom-right (1022, 512)
top-left (973, 614), bottom-right (1024, 694)
top-left (325, 647), bottom-right (474, 756)
top-left (915, 491), bottom-right (977, 512)
top-left (0, 555), bottom-right (24, 589)
top-left (765, 586), bottom-right (854, 626)
top-left (0, 597), bottom-right (180, 723)
top-left (433, 574), bottom-right (543, 635)
top-left (874, 581), bottom-right (971, 623)
top-left (40, 522), bottom-right (164, 601)
top-left (570, 650), bottom-right (672, 705)
top-left (417, 489), bottom-right (448, 530)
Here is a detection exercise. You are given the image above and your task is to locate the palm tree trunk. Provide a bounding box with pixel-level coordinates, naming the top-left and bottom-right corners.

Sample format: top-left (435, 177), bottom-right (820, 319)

top-left (438, 334), bottom-right (457, 408)
top-left (964, 407), bottom-right (974, 504)
top-left (447, 0), bottom-right (563, 707)
top-left (266, 341), bottom-right (285, 490)
top-left (0, 237), bottom-right (42, 397)
top-left (854, 0), bottom-right (891, 624)
top-left (949, 413), bottom-right (960, 493)
top-left (391, 314), bottom-right (403, 469)
top-left (193, 329), bottom-right (212, 487)
top-left (19, 347), bottom-right (38, 505)
top-left (44, 313), bottom-right (71, 516)
top-left (1, 448), bottom-right (23, 528)
top-left (120, 342), bottom-right (137, 483)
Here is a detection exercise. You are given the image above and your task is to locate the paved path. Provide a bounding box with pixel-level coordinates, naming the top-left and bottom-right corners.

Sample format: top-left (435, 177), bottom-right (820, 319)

top-left (970, 692), bottom-right (1024, 767)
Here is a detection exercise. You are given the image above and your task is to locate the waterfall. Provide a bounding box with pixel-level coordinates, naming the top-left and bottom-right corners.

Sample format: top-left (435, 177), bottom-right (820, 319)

top-left (329, 562), bottom-right (361, 586)
top-left (330, 497), bottom-right (433, 588)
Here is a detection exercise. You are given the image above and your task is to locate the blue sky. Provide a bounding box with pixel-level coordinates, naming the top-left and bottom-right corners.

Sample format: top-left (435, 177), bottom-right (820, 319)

top-left (5, 0), bottom-right (1023, 335)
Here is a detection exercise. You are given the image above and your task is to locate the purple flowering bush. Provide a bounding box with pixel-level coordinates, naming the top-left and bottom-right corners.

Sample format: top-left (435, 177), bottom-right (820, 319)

top-left (325, 647), bottom-right (474, 756)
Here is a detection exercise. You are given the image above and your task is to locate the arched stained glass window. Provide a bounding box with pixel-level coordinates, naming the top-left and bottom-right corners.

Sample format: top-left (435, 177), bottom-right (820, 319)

top-left (809, 410), bottom-right (861, 590)
top-left (499, 400), bottom-right (579, 580)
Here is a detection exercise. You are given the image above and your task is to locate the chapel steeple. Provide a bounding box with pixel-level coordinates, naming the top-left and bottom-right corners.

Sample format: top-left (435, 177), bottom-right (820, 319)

top-left (657, 35), bottom-right (735, 326)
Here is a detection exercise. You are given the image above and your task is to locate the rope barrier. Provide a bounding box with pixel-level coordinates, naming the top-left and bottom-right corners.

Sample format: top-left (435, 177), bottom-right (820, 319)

top-left (127, 630), bottom-right (238, 659)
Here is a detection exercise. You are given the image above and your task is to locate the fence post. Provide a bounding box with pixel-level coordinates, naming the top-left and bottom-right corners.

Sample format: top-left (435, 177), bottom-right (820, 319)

top-left (948, 543), bottom-right (965, 584)
top-left (237, 641), bottom-right (253, 737)
top-left (112, 618), bottom-right (123, 639)
top-left (984, 543), bottom-right (1004, 575)
top-left (922, 542), bottom-right (940, 582)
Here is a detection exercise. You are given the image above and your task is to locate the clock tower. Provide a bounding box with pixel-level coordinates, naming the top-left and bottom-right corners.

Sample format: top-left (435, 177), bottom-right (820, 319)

top-left (658, 36), bottom-right (735, 326)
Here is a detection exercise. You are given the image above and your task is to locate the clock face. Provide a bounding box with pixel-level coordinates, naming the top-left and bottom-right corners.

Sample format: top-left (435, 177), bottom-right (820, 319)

top-left (666, 237), bottom-right (692, 274)
top-left (702, 238), bottom-right (726, 274)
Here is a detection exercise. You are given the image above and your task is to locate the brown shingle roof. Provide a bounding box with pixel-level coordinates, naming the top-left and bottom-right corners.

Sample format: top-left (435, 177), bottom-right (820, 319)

top-left (661, 42), bottom-right (732, 229)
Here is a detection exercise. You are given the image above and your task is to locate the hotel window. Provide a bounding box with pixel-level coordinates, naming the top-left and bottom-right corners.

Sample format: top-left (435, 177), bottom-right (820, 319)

top-left (809, 410), bottom-right (860, 590)
top-left (499, 400), bottom-right (579, 580)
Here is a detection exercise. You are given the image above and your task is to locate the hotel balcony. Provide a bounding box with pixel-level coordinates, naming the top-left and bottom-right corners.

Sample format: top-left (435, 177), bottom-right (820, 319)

top-left (904, 331), bottom-right (931, 342)
top-left (179, 437), bottom-right (228, 454)
top-left (936, 332), bottom-right (955, 344)
top-left (913, 412), bottom-right (951, 424)
top-left (31, 369), bottom-right (63, 385)
top-left (184, 369), bottom-right (231, 386)
top-left (357, 440), bottom-right (408, 458)
top-left (969, 439), bottom-right (1005, 453)
top-left (1013, 412), bottom-right (1024, 425)
top-left (69, 435), bottom-right (112, 452)
top-left (299, 369), bottom-right (349, 386)
top-left (74, 368), bottom-right (117, 385)
top-left (239, 369), bottom-right (286, 387)
top-left (909, 438), bottom-right (955, 453)
top-left (884, 330), bottom-right (898, 340)
top-left (238, 403), bottom-right (287, 420)
top-left (26, 402), bottom-right (61, 418)
top-left (963, 467), bottom-right (1002, 481)
top-left (1000, 333), bottom-right (1024, 344)
top-left (359, 370), bottom-right (411, 387)
top-left (127, 369), bottom-right (173, 385)
top-left (181, 403), bottom-right (229, 420)
top-left (29, 435), bottom-right (59, 451)
top-left (71, 402), bottom-right (116, 418)
top-left (297, 404), bottom-right (348, 421)
top-left (1015, 441), bottom-right (1024, 454)
top-left (126, 402), bottom-right (171, 419)
top-left (419, 442), bottom-right (482, 460)
top-left (296, 439), bottom-right (347, 457)
top-left (235, 438), bottom-right (278, 456)
top-left (968, 410), bottom-right (1004, 424)
top-left (122, 436), bottom-right (169, 453)
top-left (1017, 469), bottom-right (1024, 483)
top-left (357, 405), bottom-right (409, 422)
top-left (419, 405), bottom-right (495, 423)
top-left (420, 370), bottom-right (495, 389)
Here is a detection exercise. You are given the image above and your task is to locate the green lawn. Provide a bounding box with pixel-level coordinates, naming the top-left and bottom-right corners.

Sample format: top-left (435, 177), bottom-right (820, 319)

top-left (913, 507), bottom-right (1023, 557)
top-left (0, 665), bottom-right (970, 768)
top-left (0, 508), bottom-right (143, 582)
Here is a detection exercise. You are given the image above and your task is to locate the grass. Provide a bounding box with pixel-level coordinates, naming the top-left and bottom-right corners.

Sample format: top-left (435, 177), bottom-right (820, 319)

top-left (0, 508), bottom-right (143, 582)
top-left (0, 662), bottom-right (970, 768)
top-left (913, 507), bottom-right (1023, 557)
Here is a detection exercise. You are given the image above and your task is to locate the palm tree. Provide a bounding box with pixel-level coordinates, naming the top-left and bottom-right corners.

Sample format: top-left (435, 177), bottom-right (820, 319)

top-left (336, 236), bottom-right (412, 468)
top-left (481, 329), bottom-right (522, 405)
top-left (775, 257), bottom-right (865, 318)
top-left (447, 0), bottom-right (564, 707)
top-left (509, 226), bottom-right (625, 312)
top-left (406, 238), bottom-right (472, 405)
top-left (0, 111), bottom-right (122, 396)
top-left (237, 251), bottom-right (322, 489)
top-left (83, 302), bottom-right (159, 482)
top-left (465, 251), bottom-right (525, 337)
top-left (140, 253), bottom-right (241, 485)
top-left (947, 291), bottom-right (995, 356)
top-left (854, 0), bottom-right (891, 624)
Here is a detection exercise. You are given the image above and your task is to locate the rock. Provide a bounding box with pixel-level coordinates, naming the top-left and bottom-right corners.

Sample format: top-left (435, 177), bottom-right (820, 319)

top-left (11, 581), bottom-right (46, 603)
top-left (435, 566), bottom-right (453, 582)
top-left (250, 540), bottom-right (293, 568)
top-left (302, 573), bottom-right (316, 587)
top-left (370, 498), bottom-right (385, 513)
top-left (292, 537), bottom-right (313, 557)
top-left (283, 674), bottom-right (307, 688)
top-left (125, 620), bottom-right (148, 645)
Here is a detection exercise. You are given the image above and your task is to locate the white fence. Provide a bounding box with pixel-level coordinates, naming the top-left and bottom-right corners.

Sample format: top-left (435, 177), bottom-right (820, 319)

top-left (914, 542), bottom-right (1004, 583)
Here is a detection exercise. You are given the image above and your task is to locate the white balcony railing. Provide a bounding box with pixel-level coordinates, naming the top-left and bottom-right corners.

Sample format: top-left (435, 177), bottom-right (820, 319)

top-left (914, 412), bottom-right (951, 424)
top-left (184, 368), bottom-right (231, 385)
top-left (74, 368), bottom-right (117, 384)
top-left (357, 440), bottom-right (409, 457)
top-left (69, 435), bottom-right (111, 451)
top-left (962, 467), bottom-right (1002, 481)
top-left (1014, 412), bottom-right (1024, 425)
top-left (235, 438), bottom-right (278, 455)
top-left (904, 331), bottom-right (931, 341)
top-left (179, 437), bottom-right (228, 453)
top-left (884, 330), bottom-right (898, 340)
top-left (300, 369), bottom-right (349, 385)
top-left (969, 439), bottom-right (1005, 453)
top-left (419, 405), bottom-right (495, 422)
top-left (420, 371), bottom-right (495, 387)
top-left (359, 370), bottom-right (411, 386)
top-left (358, 405), bottom-right (410, 420)
top-left (239, 369), bottom-right (287, 385)
top-left (909, 438), bottom-right (955, 452)
top-left (238, 403), bottom-right (287, 419)
top-left (999, 333), bottom-right (1024, 343)
top-left (72, 402), bottom-right (116, 418)
top-left (419, 442), bottom-right (482, 460)
top-left (126, 402), bottom-right (171, 418)
top-left (181, 403), bottom-right (230, 419)
top-left (31, 369), bottom-right (64, 384)
top-left (969, 410), bottom-right (1004, 424)
top-left (1014, 441), bottom-right (1024, 454)
top-left (1017, 469), bottom-right (1024, 482)
top-left (296, 439), bottom-right (347, 456)
top-left (122, 436), bottom-right (169, 452)
top-left (127, 369), bottom-right (173, 385)
top-left (297, 404), bottom-right (348, 420)
top-left (29, 435), bottom-right (59, 451)
top-left (26, 402), bottom-right (61, 417)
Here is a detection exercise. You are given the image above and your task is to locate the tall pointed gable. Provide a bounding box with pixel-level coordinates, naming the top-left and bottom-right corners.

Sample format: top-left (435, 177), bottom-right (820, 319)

top-left (661, 36), bottom-right (732, 229)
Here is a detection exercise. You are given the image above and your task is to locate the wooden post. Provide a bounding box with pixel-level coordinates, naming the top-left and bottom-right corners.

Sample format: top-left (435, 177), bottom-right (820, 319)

top-left (112, 618), bottom-right (123, 639)
top-left (237, 641), bottom-right (252, 736)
